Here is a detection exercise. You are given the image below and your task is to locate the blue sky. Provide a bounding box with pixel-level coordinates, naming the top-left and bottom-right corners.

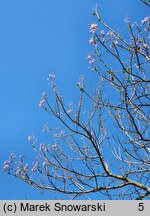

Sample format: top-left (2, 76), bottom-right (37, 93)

top-left (0, 0), bottom-right (149, 199)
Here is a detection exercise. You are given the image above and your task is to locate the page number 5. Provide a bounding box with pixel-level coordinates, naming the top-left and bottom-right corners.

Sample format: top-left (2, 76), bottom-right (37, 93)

top-left (138, 203), bottom-right (144, 211)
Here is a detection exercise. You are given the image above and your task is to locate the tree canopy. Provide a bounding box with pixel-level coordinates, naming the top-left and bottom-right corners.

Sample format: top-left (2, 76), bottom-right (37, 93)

top-left (3, 1), bottom-right (150, 200)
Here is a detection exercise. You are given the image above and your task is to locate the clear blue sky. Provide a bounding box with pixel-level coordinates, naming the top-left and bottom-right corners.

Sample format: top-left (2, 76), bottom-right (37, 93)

top-left (0, 0), bottom-right (149, 199)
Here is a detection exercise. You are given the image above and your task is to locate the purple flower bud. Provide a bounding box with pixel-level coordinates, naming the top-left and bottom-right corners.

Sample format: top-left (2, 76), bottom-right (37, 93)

top-left (89, 23), bottom-right (98, 33)
top-left (141, 16), bottom-right (150, 25)
top-left (86, 53), bottom-right (96, 64)
top-left (31, 167), bottom-right (37, 172)
top-left (40, 143), bottom-right (45, 151)
top-left (47, 73), bottom-right (56, 82)
top-left (39, 99), bottom-right (46, 107)
top-left (23, 164), bottom-right (29, 172)
top-left (124, 17), bottom-right (130, 23)
top-left (28, 134), bottom-right (36, 143)
top-left (52, 144), bottom-right (57, 151)
top-left (31, 161), bottom-right (39, 172)
top-left (9, 153), bottom-right (15, 162)
top-left (16, 168), bottom-right (22, 175)
top-left (143, 43), bottom-right (149, 49)
top-left (107, 31), bottom-right (114, 37)
top-left (43, 160), bottom-right (49, 167)
top-left (89, 36), bottom-right (97, 46)
top-left (45, 144), bottom-right (50, 152)
top-left (2, 161), bottom-right (10, 171)
top-left (42, 92), bottom-right (48, 99)
top-left (100, 30), bottom-right (105, 37)
top-left (19, 155), bottom-right (25, 164)
top-left (66, 109), bottom-right (72, 114)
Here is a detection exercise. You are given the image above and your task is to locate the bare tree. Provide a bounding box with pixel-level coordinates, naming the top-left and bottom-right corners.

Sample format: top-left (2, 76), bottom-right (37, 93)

top-left (3, 2), bottom-right (150, 200)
